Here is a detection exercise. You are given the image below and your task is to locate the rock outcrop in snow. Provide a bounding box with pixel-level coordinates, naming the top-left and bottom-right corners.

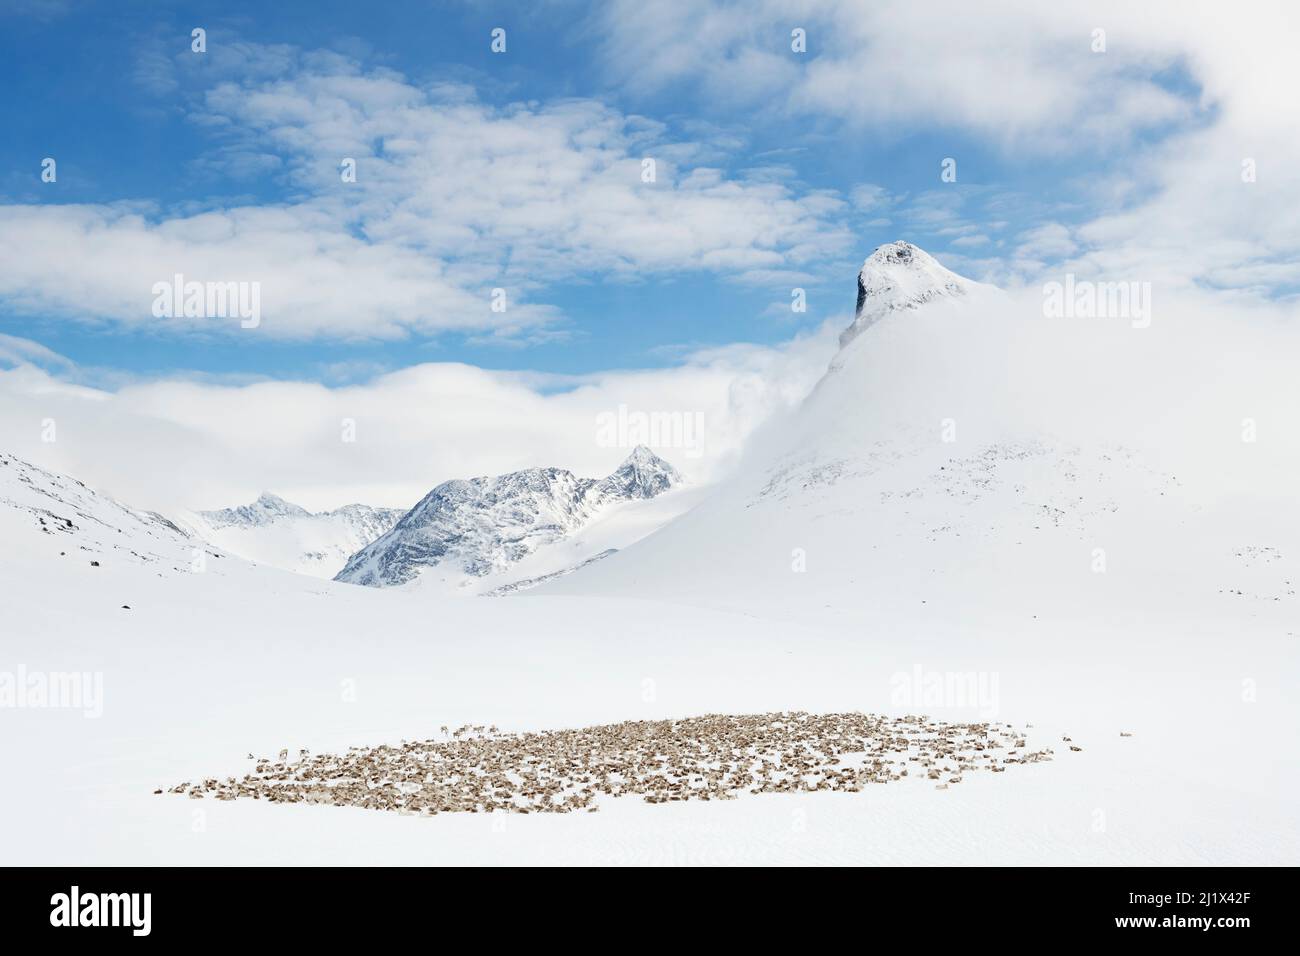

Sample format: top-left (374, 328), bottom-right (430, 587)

top-left (335, 446), bottom-right (681, 588)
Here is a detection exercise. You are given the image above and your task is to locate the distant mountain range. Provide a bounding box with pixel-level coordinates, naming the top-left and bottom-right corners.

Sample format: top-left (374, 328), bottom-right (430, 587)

top-left (186, 495), bottom-right (406, 579)
top-left (8, 239), bottom-right (1288, 626)
top-left (336, 445), bottom-right (682, 589)
top-left (146, 445), bottom-right (684, 589)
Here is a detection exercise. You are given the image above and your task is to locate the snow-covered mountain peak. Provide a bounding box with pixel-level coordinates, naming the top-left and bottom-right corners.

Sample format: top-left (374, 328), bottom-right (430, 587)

top-left (199, 492), bottom-right (311, 529)
top-left (256, 492), bottom-right (297, 508)
top-left (537, 241), bottom-right (1296, 639)
top-left (597, 445), bottom-right (682, 500)
top-left (335, 450), bottom-right (685, 589)
top-left (623, 444), bottom-right (661, 466)
top-left (841, 240), bottom-right (975, 348)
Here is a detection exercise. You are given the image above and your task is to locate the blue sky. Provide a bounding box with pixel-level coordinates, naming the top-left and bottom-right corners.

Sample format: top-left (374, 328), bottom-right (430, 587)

top-left (0, 0), bottom-right (1225, 385)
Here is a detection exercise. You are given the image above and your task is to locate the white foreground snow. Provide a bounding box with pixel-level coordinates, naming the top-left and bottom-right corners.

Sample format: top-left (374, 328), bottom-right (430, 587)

top-left (2, 496), bottom-right (1295, 865)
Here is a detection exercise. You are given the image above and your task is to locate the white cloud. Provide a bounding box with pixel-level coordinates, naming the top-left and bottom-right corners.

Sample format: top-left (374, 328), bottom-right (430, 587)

top-left (0, 202), bottom-right (543, 341)
top-left (597, 0), bottom-right (1195, 150)
top-left (0, 323), bottom-right (844, 512)
top-left (597, 0), bottom-right (1300, 294)
top-left (0, 333), bottom-right (73, 371)
top-left (1016, 223), bottom-right (1078, 261)
top-left (0, 52), bottom-right (854, 342)
top-left (848, 184), bottom-right (893, 212)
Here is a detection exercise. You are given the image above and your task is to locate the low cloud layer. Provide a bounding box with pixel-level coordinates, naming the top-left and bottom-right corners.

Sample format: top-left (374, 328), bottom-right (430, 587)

top-left (0, 322), bottom-right (843, 512)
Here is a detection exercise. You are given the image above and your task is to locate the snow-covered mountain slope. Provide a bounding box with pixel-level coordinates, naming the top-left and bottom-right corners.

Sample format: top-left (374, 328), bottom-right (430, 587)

top-left (185, 494), bottom-right (404, 579)
top-left (335, 446), bottom-right (687, 591)
top-left (0, 451), bottom-right (217, 576)
top-left (540, 244), bottom-right (1299, 635)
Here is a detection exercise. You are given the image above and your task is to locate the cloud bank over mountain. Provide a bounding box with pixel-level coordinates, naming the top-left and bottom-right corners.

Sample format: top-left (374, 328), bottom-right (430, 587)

top-left (0, 322), bottom-right (842, 512)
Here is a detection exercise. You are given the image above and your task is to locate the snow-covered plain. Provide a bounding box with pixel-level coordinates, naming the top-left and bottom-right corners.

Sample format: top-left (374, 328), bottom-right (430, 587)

top-left (3, 539), bottom-right (1293, 865)
top-left (2, 244), bottom-right (1297, 865)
